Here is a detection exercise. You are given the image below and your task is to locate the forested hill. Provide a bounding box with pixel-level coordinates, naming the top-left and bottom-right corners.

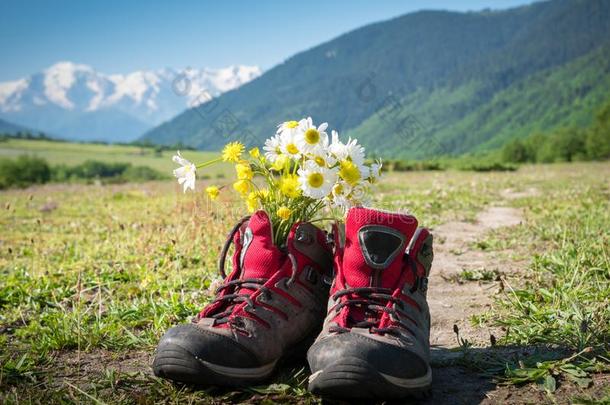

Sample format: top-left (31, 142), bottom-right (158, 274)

top-left (141, 0), bottom-right (610, 159)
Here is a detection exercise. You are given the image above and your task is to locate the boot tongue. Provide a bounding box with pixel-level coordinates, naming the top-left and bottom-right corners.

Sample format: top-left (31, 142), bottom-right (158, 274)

top-left (342, 207), bottom-right (418, 289)
top-left (239, 210), bottom-right (285, 283)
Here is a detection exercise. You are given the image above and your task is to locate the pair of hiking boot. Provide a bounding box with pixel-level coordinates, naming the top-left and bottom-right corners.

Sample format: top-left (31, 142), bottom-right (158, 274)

top-left (153, 207), bottom-right (433, 399)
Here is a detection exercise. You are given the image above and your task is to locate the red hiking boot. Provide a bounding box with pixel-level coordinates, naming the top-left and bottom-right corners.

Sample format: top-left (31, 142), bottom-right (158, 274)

top-left (153, 210), bottom-right (333, 386)
top-left (307, 207), bottom-right (434, 399)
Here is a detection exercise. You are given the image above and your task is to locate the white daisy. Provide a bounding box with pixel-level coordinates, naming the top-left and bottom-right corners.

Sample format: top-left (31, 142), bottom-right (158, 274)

top-left (337, 158), bottom-right (367, 187)
top-left (276, 120), bottom-right (301, 135)
top-left (332, 180), bottom-right (352, 197)
top-left (172, 151), bottom-right (196, 192)
top-left (298, 160), bottom-right (337, 200)
top-left (348, 183), bottom-right (371, 207)
top-left (328, 130), bottom-right (346, 160)
top-left (329, 181), bottom-right (353, 210)
top-left (329, 130), bottom-right (366, 168)
top-left (344, 137), bottom-right (366, 167)
top-left (333, 195), bottom-right (350, 210)
top-left (263, 134), bottom-right (282, 163)
top-left (359, 164), bottom-right (370, 180)
top-left (296, 117), bottom-right (328, 155)
top-left (368, 160), bottom-right (383, 183)
top-left (308, 152), bottom-right (336, 168)
top-left (280, 128), bottom-right (302, 159)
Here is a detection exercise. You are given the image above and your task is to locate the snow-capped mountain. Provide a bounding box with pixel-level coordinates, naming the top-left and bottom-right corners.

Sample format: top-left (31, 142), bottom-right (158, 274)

top-left (0, 62), bottom-right (261, 142)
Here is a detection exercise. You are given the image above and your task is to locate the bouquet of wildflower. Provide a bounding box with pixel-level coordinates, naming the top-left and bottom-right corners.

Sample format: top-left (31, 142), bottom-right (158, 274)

top-left (172, 117), bottom-right (381, 245)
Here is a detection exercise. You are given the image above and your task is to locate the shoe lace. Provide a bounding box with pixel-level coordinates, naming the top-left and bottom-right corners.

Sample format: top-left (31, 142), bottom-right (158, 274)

top-left (217, 215), bottom-right (300, 284)
top-left (329, 256), bottom-right (421, 336)
top-left (196, 215), bottom-right (301, 329)
top-left (217, 215), bottom-right (251, 279)
top-left (328, 287), bottom-right (406, 335)
top-left (207, 277), bottom-right (268, 325)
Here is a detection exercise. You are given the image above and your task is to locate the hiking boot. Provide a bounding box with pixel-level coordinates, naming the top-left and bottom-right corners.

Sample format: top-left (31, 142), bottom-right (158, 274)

top-left (153, 210), bottom-right (333, 386)
top-left (307, 207), bottom-right (434, 399)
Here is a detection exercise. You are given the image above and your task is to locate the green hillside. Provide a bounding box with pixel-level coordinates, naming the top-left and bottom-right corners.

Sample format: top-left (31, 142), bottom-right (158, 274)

top-left (350, 44), bottom-right (610, 158)
top-left (141, 0), bottom-right (610, 159)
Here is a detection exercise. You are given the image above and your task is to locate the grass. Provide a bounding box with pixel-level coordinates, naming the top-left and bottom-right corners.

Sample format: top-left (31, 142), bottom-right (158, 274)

top-left (0, 139), bottom-right (234, 178)
top-left (467, 163), bottom-right (610, 394)
top-left (466, 164), bottom-right (610, 351)
top-left (495, 188), bottom-right (609, 350)
top-left (0, 161), bottom-right (609, 403)
top-left (459, 268), bottom-right (501, 282)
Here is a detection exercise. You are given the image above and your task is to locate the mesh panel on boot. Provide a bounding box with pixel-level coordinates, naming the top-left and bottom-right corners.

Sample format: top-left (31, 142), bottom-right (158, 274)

top-left (238, 211), bottom-right (286, 295)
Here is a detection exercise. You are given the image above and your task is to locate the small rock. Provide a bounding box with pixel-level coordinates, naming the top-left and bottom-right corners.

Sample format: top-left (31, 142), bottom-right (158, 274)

top-left (39, 201), bottom-right (58, 212)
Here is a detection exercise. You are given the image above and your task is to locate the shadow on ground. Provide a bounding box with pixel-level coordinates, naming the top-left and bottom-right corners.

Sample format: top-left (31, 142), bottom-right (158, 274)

top-left (198, 344), bottom-right (571, 404)
top-left (7, 344), bottom-right (604, 404)
top-left (278, 345), bottom-right (569, 404)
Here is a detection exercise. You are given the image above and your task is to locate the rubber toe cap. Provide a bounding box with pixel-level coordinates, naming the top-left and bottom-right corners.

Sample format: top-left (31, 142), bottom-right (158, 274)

top-left (152, 324), bottom-right (258, 385)
top-left (308, 332), bottom-right (428, 380)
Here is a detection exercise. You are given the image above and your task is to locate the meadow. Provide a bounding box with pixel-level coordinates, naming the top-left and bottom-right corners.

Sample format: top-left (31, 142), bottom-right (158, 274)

top-left (0, 139), bottom-right (234, 179)
top-left (0, 160), bottom-right (608, 404)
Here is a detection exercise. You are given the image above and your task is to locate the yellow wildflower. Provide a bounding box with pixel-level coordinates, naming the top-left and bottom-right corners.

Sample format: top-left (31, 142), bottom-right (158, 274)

top-left (235, 162), bottom-right (253, 180)
top-left (256, 188), bottom-right (270, 200)
top-left (233, 179), bottom-right (250, 195)
top-left (246, 192), bottom-right (258, 213)
top-left (222, 142), bottom-right (245, 163)
top-left (205, 185), bottom-right (220, 200)
top-left (272, 154), bottom-right (289, 171)
top-left (280, 174), bottom-right (301, 198)
top-left (249, 147), bottom-right (260, 158)
top-left (277, 206), bottom-right (292, 221)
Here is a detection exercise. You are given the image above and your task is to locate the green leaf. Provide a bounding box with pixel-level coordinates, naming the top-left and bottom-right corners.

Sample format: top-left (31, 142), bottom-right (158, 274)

top-left (249, 383), bottom-right (291, 394)
top-left (561, 364), bottom-right (587, 378)
top-left (540, 375), bottom-right (556, 392)
top-left (567, 375), bottom-right (593, 388)
top-left (538, 288), bottom-right (554, 300)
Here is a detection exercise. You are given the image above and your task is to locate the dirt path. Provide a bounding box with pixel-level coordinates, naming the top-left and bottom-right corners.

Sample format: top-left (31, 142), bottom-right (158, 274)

top-left (429, 206), bottom-right (523, 350)
top-left (423, 205), bottom-right (526, 404)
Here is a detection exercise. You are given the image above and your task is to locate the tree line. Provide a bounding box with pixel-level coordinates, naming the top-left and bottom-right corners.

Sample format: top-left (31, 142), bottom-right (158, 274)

top-left (501, 100), bottom-right (610, 163)
top-left (0, 156), bottom-right (164, 190)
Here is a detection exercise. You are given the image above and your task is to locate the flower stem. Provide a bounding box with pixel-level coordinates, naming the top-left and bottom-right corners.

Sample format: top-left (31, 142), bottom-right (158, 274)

top-left (196, 157), bottom-right (222, 169)
top-left (309, 217), bottom-right (336, 223)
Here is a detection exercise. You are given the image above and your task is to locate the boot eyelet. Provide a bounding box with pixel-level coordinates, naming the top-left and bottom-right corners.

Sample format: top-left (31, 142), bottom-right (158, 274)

top-left (326, 231), bottom-right (334, 245)
top-left (305, 266), bottom-right (318, 284)
top-left (262, 290), bottom-right (272, 301)
top-left (419, 277), bottom-right (429, 292)
top-left (296, 229), bottom-right (313, 244)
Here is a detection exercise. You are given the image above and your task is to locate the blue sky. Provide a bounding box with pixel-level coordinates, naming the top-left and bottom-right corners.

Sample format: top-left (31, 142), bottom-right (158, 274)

top-left (0, 0), bottom-right (533, 80)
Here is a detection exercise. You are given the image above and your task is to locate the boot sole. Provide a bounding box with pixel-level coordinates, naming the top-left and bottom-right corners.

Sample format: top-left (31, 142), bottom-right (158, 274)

top-left (152, 342), bottom-right (277, 386)
top-left (152, 327), bottom-right (320, 387)
top-left (308, 356), bottom-right (432, 399)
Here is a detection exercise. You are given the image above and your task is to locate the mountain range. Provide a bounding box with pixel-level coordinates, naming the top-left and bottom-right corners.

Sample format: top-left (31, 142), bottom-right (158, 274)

top-left (0, 62), bottom-right (261, 142)
top-left (141, 0), bottom-right (610, 159)
top-left (0, 117), bottom-right (29, 134)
